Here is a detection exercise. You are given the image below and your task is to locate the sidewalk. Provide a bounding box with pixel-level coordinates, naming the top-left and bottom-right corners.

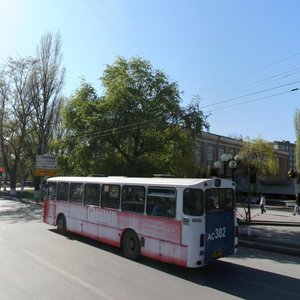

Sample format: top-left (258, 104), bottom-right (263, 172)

top-left (237, 204), bottom-right (300, 225)
top-left (237, 205), bottom-right (300, 256)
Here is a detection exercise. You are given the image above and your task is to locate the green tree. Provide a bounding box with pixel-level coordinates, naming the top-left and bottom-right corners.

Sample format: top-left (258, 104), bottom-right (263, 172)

top-left (60, 82), bottom-right (104, 175)
top-left (0, 57), bottom-right (35, 195)
top-left (30, 32), bottom-right (65, 197)
top-left (238, 138), bottom-right (277, 180)
top-left (61, 57), bottom-right (209, 176)
top-left (0, 32), bottom-right (64, 196)
top-left (238, 137), bottom-right (277, 224)
top-left (294, 109), bottom-right (300, 172)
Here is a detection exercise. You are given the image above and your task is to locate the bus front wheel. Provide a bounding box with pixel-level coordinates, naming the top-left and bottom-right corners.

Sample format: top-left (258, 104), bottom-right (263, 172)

top-left (122, 230), bottom-right (141, 260)
top-left (57, 214), bottom-right (66, 234)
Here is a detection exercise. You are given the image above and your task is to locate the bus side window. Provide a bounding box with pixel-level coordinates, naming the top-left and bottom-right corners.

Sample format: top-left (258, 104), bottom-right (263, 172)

top-left (101, 184), bottom-right (120, 209)
top-left (183, 188), bottom-right (203, 216)
top-left (70, 183), bottom-right (84, 204)
top-left (148, 198), bottom-right (161, 216)
top-left (57, 182), bottom-right (69, 201)
top-left (84, 184), bottom-right (100, 206)
top-left (121, 185), bottom-right (145, 213)
top-left (146, 187), bottom-right (176, 218)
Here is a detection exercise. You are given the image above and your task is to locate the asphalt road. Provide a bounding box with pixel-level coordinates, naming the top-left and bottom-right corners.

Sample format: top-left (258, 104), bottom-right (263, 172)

top-left (0, 199), bottom-right (300, 300)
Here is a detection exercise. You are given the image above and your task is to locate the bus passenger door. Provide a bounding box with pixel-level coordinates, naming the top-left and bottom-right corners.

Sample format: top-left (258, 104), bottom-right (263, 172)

top-left (204, 211), bottom-right (235, 264)
top-left (44, 199), bottom-right (56, 226)
top-left (44, 182), bottom-right (58, 226)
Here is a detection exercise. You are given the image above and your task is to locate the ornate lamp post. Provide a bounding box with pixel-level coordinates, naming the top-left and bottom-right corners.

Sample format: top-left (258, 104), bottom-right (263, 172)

top-left (214, 153), bottom-right (238, 179)
top-left (221, 153), bottom-right (231, 178)
top-left (213, 160), bottom-right (222, 177)
top-left (228, 159), bottom-right (238, 180)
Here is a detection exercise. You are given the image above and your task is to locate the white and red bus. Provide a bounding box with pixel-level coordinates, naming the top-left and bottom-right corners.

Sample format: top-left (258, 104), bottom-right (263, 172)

top-left (44, 176), bottom-right (238, 268)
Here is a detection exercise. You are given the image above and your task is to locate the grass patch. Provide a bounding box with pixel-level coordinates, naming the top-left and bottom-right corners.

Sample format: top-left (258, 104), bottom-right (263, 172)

top-left (17, 189), bottom-right (35, 199)
top-left (0, 189), bottom-right (35, 200)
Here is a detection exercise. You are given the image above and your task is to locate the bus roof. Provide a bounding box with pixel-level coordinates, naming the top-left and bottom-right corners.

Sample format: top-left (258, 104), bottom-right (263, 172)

top-left (46, 176), bottom-right (234, 188)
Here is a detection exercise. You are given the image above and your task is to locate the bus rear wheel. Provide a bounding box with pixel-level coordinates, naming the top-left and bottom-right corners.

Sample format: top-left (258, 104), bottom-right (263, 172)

top-left (122, 230), bottom-right (141, 260)
top-left (57, 214), bottom-right (66, 234)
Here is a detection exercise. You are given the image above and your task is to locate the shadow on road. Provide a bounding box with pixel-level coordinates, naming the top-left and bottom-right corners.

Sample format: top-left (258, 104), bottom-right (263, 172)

top-left (0, 198), bottom-right (42, 223)
top-left (50, 230), bottom-right (300, 299)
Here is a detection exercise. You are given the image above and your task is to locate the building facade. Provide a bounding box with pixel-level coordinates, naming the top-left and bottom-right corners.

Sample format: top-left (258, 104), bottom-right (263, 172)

top-left (273, 140), bottom-right (296, 171)
top-left (195, 132), bottom-right (242, 177)
top-left (196, 132), bottom-right (292, 197)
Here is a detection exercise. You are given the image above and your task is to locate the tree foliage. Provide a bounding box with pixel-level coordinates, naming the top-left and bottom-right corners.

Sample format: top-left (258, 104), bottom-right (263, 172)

top-left (30, 32), bottom-right (65, 152)
top-left (30, 32), bottom-right (65, 192)
top-left (0, 32), bottom-right (65, 194)
top-left (0, 57), bottom-right (35, 193)
top-left (61, 57), bottom-right (209, 176)
top-left (294, 109), bottom-right (300, 172)
top-left (238, 137), bottom-right (278, 179)
top-left (60, 82), bottom-right (102, 175)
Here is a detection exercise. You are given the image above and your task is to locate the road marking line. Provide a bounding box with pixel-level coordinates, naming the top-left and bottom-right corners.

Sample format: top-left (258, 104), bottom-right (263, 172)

top-left (22, 249), bottom-right (115, 300)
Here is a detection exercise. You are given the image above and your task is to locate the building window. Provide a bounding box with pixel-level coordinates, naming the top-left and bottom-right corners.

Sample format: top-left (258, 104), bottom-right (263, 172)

top-left (195, 141), bottom-right (203, 165)
top-left (228, 148), bottom-right (235, 155)
top-left (218, 146), bottom-right (225, 160)
top-left (207, 144), bottom-right (215, 165)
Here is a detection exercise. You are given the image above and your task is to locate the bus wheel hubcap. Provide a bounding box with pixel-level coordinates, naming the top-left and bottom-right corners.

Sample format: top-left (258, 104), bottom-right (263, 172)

top-left (129, 238), bottom-right (135, 250)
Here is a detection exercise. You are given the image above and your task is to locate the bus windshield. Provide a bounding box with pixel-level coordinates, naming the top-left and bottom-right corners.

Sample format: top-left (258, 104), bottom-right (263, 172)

top-left (205, 188), bottom-right (234, 212)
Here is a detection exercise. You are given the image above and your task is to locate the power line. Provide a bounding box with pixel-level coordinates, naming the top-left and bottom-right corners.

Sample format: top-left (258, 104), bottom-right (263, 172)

top-left (204, 88), bottom-right (299, 114)
top-left (85, 0), bottom-right (142, 55)
top-left (202, 66), bottom-right (300, 103)
top-left (199, 53), bottom-right (300, 95)
top-left (82, 121), bottom-right (149, 139)
top-left (85, 0), bottom-right (124, 44)
top-left (201, 80), bottom-right (300, 109)
top-left (101, 0), bottom-right (144, 55)
top-left (65, 119), bottom-right (158, 144)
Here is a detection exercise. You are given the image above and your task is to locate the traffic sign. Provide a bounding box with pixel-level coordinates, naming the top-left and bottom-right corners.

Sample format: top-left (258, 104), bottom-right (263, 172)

top-left (36, 155), bottom-right (57, 169)
top-left (35, 168), bottom-right (58, 177)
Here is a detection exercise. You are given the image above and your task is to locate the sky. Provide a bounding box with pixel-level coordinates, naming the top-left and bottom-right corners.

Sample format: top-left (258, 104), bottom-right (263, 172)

top-left (0, 0), bottom-right (300, 142)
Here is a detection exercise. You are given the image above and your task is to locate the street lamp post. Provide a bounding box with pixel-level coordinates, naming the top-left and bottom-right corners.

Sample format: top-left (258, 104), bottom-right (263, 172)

top-left (214, 153), bottom-right (238, 179)
top-left (221, 153), bottom-right (232, 178)
top-left (228, 159), bottom-right (238, 180)
top-left (213, 160), bottom-right (222, 177)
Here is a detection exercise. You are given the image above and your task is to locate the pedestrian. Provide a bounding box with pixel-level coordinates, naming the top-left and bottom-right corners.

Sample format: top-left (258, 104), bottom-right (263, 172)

top-left (293, 193), bottom-right (300, 216)
top-left (259, 193), bottom-right (266, 214)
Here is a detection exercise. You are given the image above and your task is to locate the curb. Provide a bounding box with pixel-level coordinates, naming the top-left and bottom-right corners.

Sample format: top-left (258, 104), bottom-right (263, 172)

top-left (239, 221), bottom-right (300, 227)
top-left (239, 238), bottom-right (300, 256)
